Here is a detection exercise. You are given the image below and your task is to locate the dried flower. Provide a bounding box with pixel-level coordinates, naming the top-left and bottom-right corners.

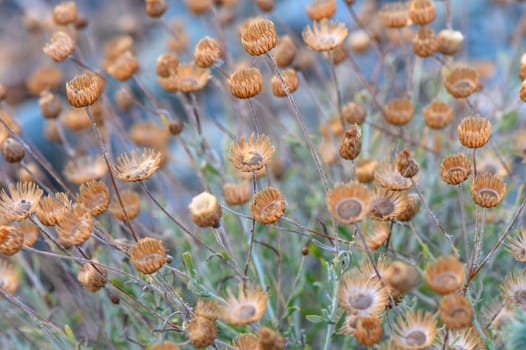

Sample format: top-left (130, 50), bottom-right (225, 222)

top-left (471, 173), bottom-right (506, 208)
top-left (63, 155), bottom-right (107, 184)
top-left (189, 192), bottom-right (223, 228)
top-left (53, 2), bottom-right (77, 25)
top-left (384, 260), bottom-right (419, 293)
top-left (106, 51), bottom-right (139, 81)
top-left (240, 17), bottom-right (277, 56)
top-left (424, 256), bottom-right (465, 295)
top-left (272, 36), bottom-right (296, 67)
top-left (39, 90), bottom-right (62, 119)
top-left (439, 294), bottom-right (473, 329)
top-left (0, 259), bottom-right (19, 295)
top-left (186, 0), bottom-right (211, 15)
top-left (43, 31), bottom-right (75, 62)
top-left (338, 273), bottom-right (389, 318)
top-left (342, 102), bottom-right (366, 125)
top-left (445, 67), bottom-right (480, 98)
top-left (228, 66), bottom-right (263, 99)
top-left (379, 2), bottom-right (409, 28)
top-left (440, 153), bottom-right (471, 185)
top-left (174, 63), bottom-right (210, 93)
top-left (230, 133), bottom-right (274, 172)
top-left (369, 189), bottom-right (408, 221)
top-left (130, 237), bottom-right (167, 274)
top-left (145, 0), bottom-right (167, 17)
top-left (396, 149), bottom-right (419, 178)
top-left (397, 193), bottom-right (419, 221)
top-left (156, 53), bottom-right (179, 78)
top-left (305, 0), bottom-right (336, 21)
top-left (256, 0), bottom-right (274, 12)
top-left (187, 316), bottom-right (217, 348)
top-left (2, 137), bottom-right (25, 163)
top-left (220, 285), bottom-right (267, 325)
top-left (113, 148), bottom-right (161, 182)
top-left (0, 182), bottom-right (43, 221)
top-left (36, 192), bottom-right (70, 226)
top-left (66, 71), bottom-right (104, 108)
top-left (384, 97), bottom-right (414, 126)
top-left (0, 225), bottom-right (23, 256)
top-left (108, 189), bottom-right (141, 221)
top-left (77, 180), bottom-right (110, 216)
top-left (194, 37), bottom-right (222, 68)
top-left (56, 203), bottom-right (94, 248)
top-left (233, 334), bottom-right (259, 350)
top-left (438, 29), bottom-right (464, 56)
top-left (354, 316), bottom-right (383, 346)
top-left (457, 116), bottom-right (491, 149)
top-left (409, 0), bottom-right (436, 25)
top-left (302, 19), bottom-right (348, 52)
top-left (393, 310), bottom-right (438, 350)
top-left (501, 269), bottom-right (526, 306)
top-left (327, 182), bottom-right (371, 224)
top-left (271, 68), bottom-right (299, 97)
top-left (129, 121), bottom-right (170, 149)
top-left (412, 26), bottom-right (437, 58)
top-left (423, 100), bottom-right (453, 129)
top-left (77, 261), bottom-right (107, 292)
top-left (375, 162), bottom-right (413, 191)
top-left (348, 29), bottom-right (371, 53)
top-left (339, 125), bottom-right (362, 160)
top-left (507, 229), bottom-right (526, 263)
top-left (356, 158), bottom-right (378, 183)
top-left (223, 182), bottom-right (250, 206)
top-left (250, 187), bottom-right (286, 224)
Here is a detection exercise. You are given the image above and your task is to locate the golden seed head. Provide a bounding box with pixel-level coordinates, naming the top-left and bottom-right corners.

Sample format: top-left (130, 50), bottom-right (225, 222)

top-left (303, 19), bottom-right (348, 52)
top-left (149, 341), bottom-right (180, 350)
top-left (2, 137), bottom-right (25, 163)
top-left (338, 273), bottom-right (389, 318)
top-left (384, 260), bottom-right (419, 293)
top-left (103, 35), bottom-right (135, 63)
top-left (396, 193), bottom-right (419, 222)
top-left (327, 181), bottom-right (371, 224)
top-left (223, 181), bottom-right (251, 206)
top-left (438, 29), bottom-right (464, 56)
top-left (440, 153), bottom-right (471, 185)
top-left (113, 148), bottom-right (161, 182)
top-left (145, 0), bottom-right (167, 17)
top-left (395, 149), bottom-right (419, 178)
top-left (256, 0), bottom-right (274, 12)
top-left (66, 71), bottom-right (104, 108)
top-left (354, 316), bottom-right (383, 346)
top-left (106, 51), bottom-right (139, 81)
top-left (272, 35), bottom-right (296, 68)
top-left (445, 67), bottom-right (480, 98)
top-left (506, 229), bottom-right (526, 263)
top-left (194, 37), bottom-right (222, 68)
top-left (412, 26), bottom-right (438, 57)
top-left (186, 0), bottom-right (211, 15)
top-left (471, 173), bottom-right (506, 208)
top-left (375, 162), bottom-right (413, 191)
top-left (439, 294), bottom-right (474, 330)
top-left (424, 256), bottom-right (465, 295)
top-left (393, 310), bottom-right (438, 349)
top-left (240, 17), bottom-right (277, 56)
top-left (409, 0), bottom-right (436, 25)
top-left (228, 66), bottom-right (263, 99)
top-left (187, 316), bottom-right (217, 348)
top-left (358, 220), bottom-right (390, 250)
top-left (230, 133), bottom-right (275, 172)
top-left (188, 192), bottom-right (223, 228)
top-left (348, 29), bottom-right (371, 53)
top-left (60, 108), bottom-right (91, 131)
top-left (63, 155), bottom-right (108, 184)
top-left (271, 68), bottom-right (299, 97)
top-left (77, 180), bottom-right (110, 216)
top-left (457, 116), bottom-right (491, 149)
top-left (383, 96), bottom-right (414, 126)
top-left (250, 187), bottom-right (286, 224)
top-left (379, 2), bottom-right (409, 28)
top-left (423, 99), bottom-right (453, 129)
top-left (194, 299), bottom-right (219, 320)
top-left (501, 269), bottom-right (526, 306)
top-left (257, 327), bottom-right (286, 350)
top-left (233, 334), bottom-right (259, 350)
top-left (0, 259), bottom-right (19, 295)
top-left (19, 219), bottom-right (38, 247)
top-left (320, 115), bottom-right (345, 139)
top-left (130, 237), bottom-right (167, 274)
top-left (0, 225), bottom-right (24, 256)
top-left (129, 121), bottom-right (170, 149)
top-left (356, 158), bottom-right (378, 183)
top-left (56, 203), bottom-right (94, 248)
top-left (39, 90), bottom-right (62, 119)
top-left (36, 192), bottom-right (71, 226)
top-left (305, 0), bottom-right (337, 21)
top-left (108, 189), bottom-right (141, 221)
top-left (156, 53), bottom-right (179, 77)
top-left (342, 102), bottom-right (366, 125)
top-left (27, 66), bottom-right (63, 96)
top-left (220, 284), bottom-right (268, 325)
top-left (53, 1), bottom-right (78, 25)
top-left (369, 189), bottom-right (408, 221)
top-left (0, 182), bottom-right (43, 222)
top-left (43, 31), bottom-right (75, 62)
top-left (77, 261), bottom-right (107, 292)
top-left (174, 63), bottom-right (210, 93)
top-left (339, 125), bottom-right (362, 160)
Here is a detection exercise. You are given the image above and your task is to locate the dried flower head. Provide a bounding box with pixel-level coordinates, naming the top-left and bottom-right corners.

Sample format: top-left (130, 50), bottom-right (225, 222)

top-left (149, 341), bottom-right (180, 350)
top-left (384, 97), bottom-right (414, 126)
top-left (250, 187), bottom-right (286, 224)
top-left (174, 63), bottom-right (210, 93)
top-left (440, 153), bottom-right (471, 185)
top-left (445, 67), bottom-right (480, 98)
top-left (2, 137), bottom-right (25, 163)
top-left (145, 0), bottom-right (167, 17)
top-left (409, 0), bottom-right (436, 25)
top-left (320, 115), bottom-right (345, 139)
top-left (379, 2), bottom-right (409, 28)
top-left (189, 192), bottom-right (222, 228)
top-left (19, 220), bottom-right (38, 247)
top-left (356, 158), bottom-right (378, 183)
top-left (0, 225), bottom-right (23, 256)
top-left (186, 0), bottom-right (211, 15)
top-left (396, 149), bottom-right (419, 178)
top-left (0, 259), bottom-right (19, 295)
top-left (130, 237), bottom-right (167, 274)
top-left (66, 71), bottom-right (104, 108)
top-left (302, 19), bottom-right (348, 52)
top-left (56, 203), bottom-right (94, 248)
top-left (326, 182), bottom-right (371, 224)
top-left (108, 189), bottom-right (141, 221)
top-left (36, 192), bottom-right (71, 226)
top-left (53, 2), bottom-right (77, 25)
top-left (424, 256), bottom-right (465, 295)
top-left (384, 260), bottom-right (419, 293)
top-left (470, 173), bottom-right (506, 208)
top-left (0, 182), bottom-right (43, 221)
top-left (438, 29), bottom-right (464, 56)
top-left (129, 121), bottom-right (170, 149)
top-left (375, 162), bottom-right (413, 191)
top-left (439, 294), bottom-right (474, 329)
top-left (359, 220), bottom-right (391, 250)
top-left (223, 182), bottom-right (250, 206)
top-left (220, 285), bottom-right (268, 325)
top-left (77, 261), bottom-right (107, 292)
top-left (77, 180), bottom-right (110, 216)
top-left (342, 102), bottom-right (367, 125)
top-left (393, 310), bottom-right (438, 350)
top-left (348, 29), bottom-right (371, 53)
top-left (338, 273), bottom-right (389, 318)
top-left (233, 334), bottom-right (259, 350)
top-left (339, 125), bottom-right (362, 160)
top-left (27, 66), bottom-right (63, 96)
top-left (507, 228), bottom-right (526, 263)
top-left (354, 316), bottom-right (384, 346)
top-left (457, 116), bottom-right (491, 149)
top-left (305, 0), bottom-right (336, 21)
top-left (240, 17), bottom-right (277, 56)
top-left (445, 328), bottom-right (483, 350)
top-left (369, 189), bottom-right (408, 221)
top-left (63, 155), bottom-right (107, 184)
top-left (113, 148), bottom-right (161, 182)
top-left (194, 37), bottom-right (222, 68)
top-left (273, 35), bottom-right (296, 67)
top-left (423, 100), bottom-right (453, 129)
top-left (412, 26), bottom-right (438, 58)
top-left (256, 0), bottom-right (274, 12)
top-left (39, 90), bottom-right (62, 119)
top-left (501, 269), bottom-right (526, 306)
top-left (187, 315), bottom-right (217, 348)
top-left (228, 66), bottom-right (263, 99)
top-left (230, 133), bottom-right (274, 172)
top-left (397, 193), bottom-right (419, 222)
top-left (43, 31), bottom-right (75, 62)
top-left (271, 68), bottom-right (299, 97)
top-left (156, 53), bottom-right (179, 78)
top-left (106, 51), bottom-right (139, 81)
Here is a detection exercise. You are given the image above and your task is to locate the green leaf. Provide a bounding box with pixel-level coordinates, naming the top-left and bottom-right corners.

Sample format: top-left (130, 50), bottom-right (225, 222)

top-left (305, 315), bottom-right (324, 323)
top-left (499, 110), bottom-right (519, 132)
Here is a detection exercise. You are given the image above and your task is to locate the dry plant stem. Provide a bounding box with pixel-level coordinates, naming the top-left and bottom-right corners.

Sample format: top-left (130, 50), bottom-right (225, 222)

top-left (457, 184), bottom-right (470, 259)
top-left (475, 208), bottom-right (487, 267)
top-left (298, 72), bottom-right (331, 121)
top-left (175, 135), bottom-right (210, 191)
top-left (132, 75), bottom-right (161, 112)
top-left (490, 141), bottom-right (512, 177)
top-left (410, 178), bottom-right (460, 258)
top-left (29, 216), bottom-right (69, 255)
top-left (0, 286), bottom-right (68, 350)
top-left (467, 193), bottom-right (526, 284)
top-left (346, 5), bottom-right (383, 57)
top-left (86, 108), bottom-right (139, 242)
top-left (327, 50), bottom-right (343, 125)
top-left (445, 0), bottom-right (453, 29)
top-left (247, 98), bottom-right (261, 135)
top-left (468, 206), bottom-right (481, 274)
top-left (140, 181), bottom-right (244, 278)
top-left (189, 93), bottom-right (203, 136)
top-left (404, 222), bottom-right (437, 260)
top-left (472, 149), bottom-right (478, 178)
top-left (399, 28), bottom-right (413, 95)
top-left (20, 160), bottom-right (56, 195)
top-left (485, 301), bottom-right (505, 329)
top-left (244, 171), bottom-right (258, 280)
top-left (55, 119), bottom-right (76, 157)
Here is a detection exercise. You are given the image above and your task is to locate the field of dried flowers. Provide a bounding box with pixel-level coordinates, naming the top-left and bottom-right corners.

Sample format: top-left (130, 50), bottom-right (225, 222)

top-left (0, 0), bottom-right (526, 349)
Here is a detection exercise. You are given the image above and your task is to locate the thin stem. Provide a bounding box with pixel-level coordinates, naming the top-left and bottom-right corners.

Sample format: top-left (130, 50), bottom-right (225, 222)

top-left (472, 148), bottom-right (478, 178)
top-left (457, 184), bottom-right (470, 259)
top-left (244, 171), bottom-right (258, 279)
top-left (327, 50), bottom-right (343, 125)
